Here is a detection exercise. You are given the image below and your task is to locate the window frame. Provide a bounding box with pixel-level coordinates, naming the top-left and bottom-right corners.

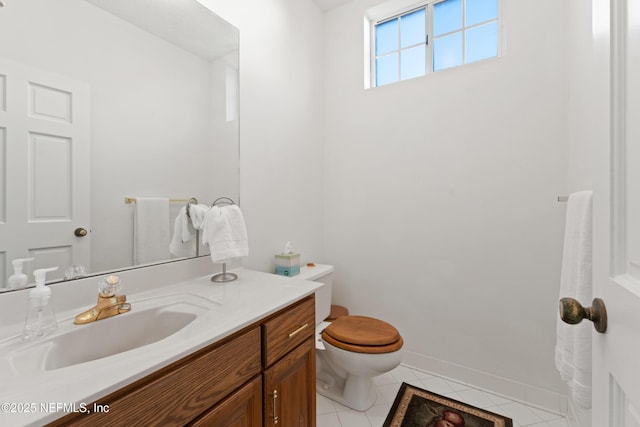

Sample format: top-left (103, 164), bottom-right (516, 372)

top-left (369, 0), bottom-right (502, 88)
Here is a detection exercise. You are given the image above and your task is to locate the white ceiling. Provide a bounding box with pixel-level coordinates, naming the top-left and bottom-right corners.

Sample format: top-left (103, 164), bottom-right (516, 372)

top-left (314, 0), bottom-right (353, 11)
top-left (85, 0), bottom-right (238, 60)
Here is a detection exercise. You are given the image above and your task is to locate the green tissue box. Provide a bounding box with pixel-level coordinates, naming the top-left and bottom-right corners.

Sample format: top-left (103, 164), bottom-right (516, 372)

top-left (275, 253), bottom-right (300, 277)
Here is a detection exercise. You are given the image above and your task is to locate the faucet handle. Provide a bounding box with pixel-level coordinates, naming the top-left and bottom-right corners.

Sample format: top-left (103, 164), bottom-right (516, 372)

top-left (98, 275), bottom-right (121, 297)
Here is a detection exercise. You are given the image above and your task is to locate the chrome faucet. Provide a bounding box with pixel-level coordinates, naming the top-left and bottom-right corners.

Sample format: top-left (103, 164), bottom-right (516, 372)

top-left (74, 275), bottom-right (131, 325)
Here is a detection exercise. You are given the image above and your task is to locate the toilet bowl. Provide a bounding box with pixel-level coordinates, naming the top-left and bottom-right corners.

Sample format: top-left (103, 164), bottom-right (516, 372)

top-left (297, 264), bottom-right (404, 411)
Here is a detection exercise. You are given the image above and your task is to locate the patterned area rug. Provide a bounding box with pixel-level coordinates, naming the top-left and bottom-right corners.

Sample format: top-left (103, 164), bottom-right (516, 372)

top-left (383, 382), bottom-right (513, 427)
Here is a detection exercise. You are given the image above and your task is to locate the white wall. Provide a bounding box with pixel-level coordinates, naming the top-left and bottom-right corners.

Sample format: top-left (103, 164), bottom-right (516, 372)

top-left (322, 0), bottom-right (569, 402)
top-left (566, 1), bottom-right (599, 196)
top-left (198, 0), bottom-right (326, 272)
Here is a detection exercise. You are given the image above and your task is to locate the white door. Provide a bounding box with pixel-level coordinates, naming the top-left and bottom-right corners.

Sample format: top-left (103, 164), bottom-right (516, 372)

top-left (592, 0), bottom-right (640, 424)
top-left (0, 59), bottom-right (90, 285)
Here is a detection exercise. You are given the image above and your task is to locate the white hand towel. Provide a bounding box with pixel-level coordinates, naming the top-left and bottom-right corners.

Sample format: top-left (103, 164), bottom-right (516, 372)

top-left (188, 204), bottom-right (209, 230)
top-left (133, 198), bottom-right (171, 264)
top-left (169, 206), bottom-right (197, 258)
top-left (202, 205), bottom-right (248, 263)
top-left (181, 206), bottom-right (197, 243)
top-left (555, 190), bottom-right (593, 409)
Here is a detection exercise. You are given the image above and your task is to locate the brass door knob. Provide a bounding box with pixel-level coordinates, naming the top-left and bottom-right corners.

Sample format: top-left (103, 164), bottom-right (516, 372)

top-left (559, 297), bottom-right (607, 333)
top-left (74, 227), bottom-right (88, 237)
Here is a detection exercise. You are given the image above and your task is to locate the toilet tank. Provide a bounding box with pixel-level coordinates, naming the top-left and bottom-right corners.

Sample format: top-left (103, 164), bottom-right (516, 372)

top-left (297, 264), bottom-right (333, 325)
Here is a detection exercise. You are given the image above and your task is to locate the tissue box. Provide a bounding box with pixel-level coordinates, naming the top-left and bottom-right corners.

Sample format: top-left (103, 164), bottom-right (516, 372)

top-left (275, 253), bottom-right (300, 277)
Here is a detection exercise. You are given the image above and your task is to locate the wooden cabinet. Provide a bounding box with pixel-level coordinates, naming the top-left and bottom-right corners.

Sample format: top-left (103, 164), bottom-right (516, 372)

top-left (48, 295), bottom-right (315, 427)
top-left (262, 297), bottom-right (315, 367)
top-left (189, 376), bottom-right (262, 427)
top-left (264, 338), bottom-right (315, 427)
top-left (262, 297), bottom-right (316, 427)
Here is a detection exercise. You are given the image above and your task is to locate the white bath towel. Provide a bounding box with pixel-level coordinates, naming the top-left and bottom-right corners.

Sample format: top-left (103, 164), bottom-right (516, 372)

top-left (169, 206), bottom-right (197, 258)
top-left (133, 198), bottom-right (171, 264)
top-left (202, 205), bottom-right (248, 263)
top-left (555, 190), bottom-right (593, 409)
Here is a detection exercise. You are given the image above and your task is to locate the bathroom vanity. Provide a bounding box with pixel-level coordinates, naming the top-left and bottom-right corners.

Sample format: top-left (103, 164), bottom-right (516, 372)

top-left (49, 296), bottom-right (315, 426)
top-left (0, 262), bottom-right (320, 427)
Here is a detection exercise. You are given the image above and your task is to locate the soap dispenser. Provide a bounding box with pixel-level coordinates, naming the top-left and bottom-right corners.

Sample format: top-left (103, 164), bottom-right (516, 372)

top-left (8, 258), bottom-right (34, 290)
top-left (23, 267), bottom-right (59, 340)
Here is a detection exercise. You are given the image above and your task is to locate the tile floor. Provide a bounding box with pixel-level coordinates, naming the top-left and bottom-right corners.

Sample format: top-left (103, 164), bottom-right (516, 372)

top-left (316, 365), bottom-right (569, 427)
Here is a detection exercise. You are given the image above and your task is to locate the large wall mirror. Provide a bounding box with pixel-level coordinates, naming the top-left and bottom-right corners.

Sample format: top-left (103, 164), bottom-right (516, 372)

top-left (0, 0), bottom-right (239, 291)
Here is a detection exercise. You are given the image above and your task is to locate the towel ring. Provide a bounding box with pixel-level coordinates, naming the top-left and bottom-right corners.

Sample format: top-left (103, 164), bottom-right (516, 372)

top-left (209, 196), bottom-right (239, 283)
top-left (185, 197), bottom-right (198, 220)
top-left (211, 196), bottom-right (235, 207)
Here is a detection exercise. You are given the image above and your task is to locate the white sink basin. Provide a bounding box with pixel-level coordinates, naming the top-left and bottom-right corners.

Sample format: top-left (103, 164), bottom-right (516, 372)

top-left (5, 293), bottom-right (213, 375)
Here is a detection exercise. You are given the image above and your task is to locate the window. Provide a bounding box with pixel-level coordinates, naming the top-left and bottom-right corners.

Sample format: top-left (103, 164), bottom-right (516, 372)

top-left (371, 0), bottom-right (500, 87)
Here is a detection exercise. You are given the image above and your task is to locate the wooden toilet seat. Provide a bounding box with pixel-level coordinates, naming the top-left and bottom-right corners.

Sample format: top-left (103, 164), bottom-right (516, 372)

top-left (321, 315), bottom-right (403, 354)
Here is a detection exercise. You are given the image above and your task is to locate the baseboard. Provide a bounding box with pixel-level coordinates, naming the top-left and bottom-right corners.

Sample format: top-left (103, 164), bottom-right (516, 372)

top-left (566, 393), bottom-right (591, 427)
top-left (402, 350), bottom-right (568, 416)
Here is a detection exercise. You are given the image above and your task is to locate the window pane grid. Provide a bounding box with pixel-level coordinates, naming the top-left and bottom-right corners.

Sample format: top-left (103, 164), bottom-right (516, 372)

top-left (400, 41), bottom-right (426, 50)
top-left (432, 17), bottom-right (495, 40)
top-left (433, 0), bottom-right (462, 37)
top-left (464, 17), bottom-right (499, 30)
top-left (376, 4), bottom-right (428, 25)
top-left (374, 6), bottom-right (428, 86)
top-left (431, 0), bottom-right (498, 71)
top-left (372, 0), bottom-right (499, 87)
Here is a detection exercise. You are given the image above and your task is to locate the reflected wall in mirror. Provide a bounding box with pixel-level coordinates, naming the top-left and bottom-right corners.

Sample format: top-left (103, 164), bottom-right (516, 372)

top-left (0, 0), bottom-right (239, 291)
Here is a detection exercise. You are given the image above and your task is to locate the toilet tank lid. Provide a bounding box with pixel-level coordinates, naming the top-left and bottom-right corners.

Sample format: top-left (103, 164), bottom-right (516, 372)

top-left (297, 263), bottom-right (334, 281)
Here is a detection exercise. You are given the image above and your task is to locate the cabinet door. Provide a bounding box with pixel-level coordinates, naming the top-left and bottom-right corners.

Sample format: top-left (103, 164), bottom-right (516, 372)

top-left (263, 337), bottom-right (315, 427)
top-left (190, 376), bottom-right (262, 427)
top-left (49, 328), bottom-right (261, 427)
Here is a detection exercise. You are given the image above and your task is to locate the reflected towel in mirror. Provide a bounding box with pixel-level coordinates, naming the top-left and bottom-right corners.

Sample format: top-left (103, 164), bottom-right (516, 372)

top-left (188, 204), bottom-right (210, 229)
top-left (133, 198), bottom-right (171, 264)
top-left (169, 206), bottom-right (197, 258)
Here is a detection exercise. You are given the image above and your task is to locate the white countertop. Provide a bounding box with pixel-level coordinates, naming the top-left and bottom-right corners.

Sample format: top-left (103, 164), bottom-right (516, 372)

top-left (0, 267), bottom-right (321, 426)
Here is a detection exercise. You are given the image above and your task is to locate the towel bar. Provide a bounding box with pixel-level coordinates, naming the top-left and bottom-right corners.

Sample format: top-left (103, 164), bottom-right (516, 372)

top-left (125, 197), bottom-right (198, 204)
top-left (128, 196), bottom-right (200, 257)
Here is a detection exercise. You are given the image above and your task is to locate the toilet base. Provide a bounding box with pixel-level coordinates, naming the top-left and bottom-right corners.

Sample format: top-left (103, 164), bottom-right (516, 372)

top-left (316, 373), bottom-right (377, 411)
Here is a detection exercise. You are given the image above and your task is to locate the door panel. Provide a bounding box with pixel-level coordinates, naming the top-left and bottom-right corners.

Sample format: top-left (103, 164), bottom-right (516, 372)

top-left (611, 378), bottom-right (640, 427)
top-left (28, 82), bottom-right (73, 123)
top-left (30, 132), bottom-right (72, 220)
top-left (0, 58), bottom-right (90, 287)
top-left (593, 0), bottom-right (640, 424)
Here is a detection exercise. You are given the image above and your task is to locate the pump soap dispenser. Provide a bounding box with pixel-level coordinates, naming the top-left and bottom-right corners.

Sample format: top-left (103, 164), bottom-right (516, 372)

top-left (23, 267), bottom-right (59, 340)
top-left (8, 257), bottom-right (34, 290)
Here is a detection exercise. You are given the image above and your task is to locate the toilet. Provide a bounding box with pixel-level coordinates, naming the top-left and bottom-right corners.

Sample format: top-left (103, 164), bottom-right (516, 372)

top-left (297, 264), bottom-right (403, 411)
